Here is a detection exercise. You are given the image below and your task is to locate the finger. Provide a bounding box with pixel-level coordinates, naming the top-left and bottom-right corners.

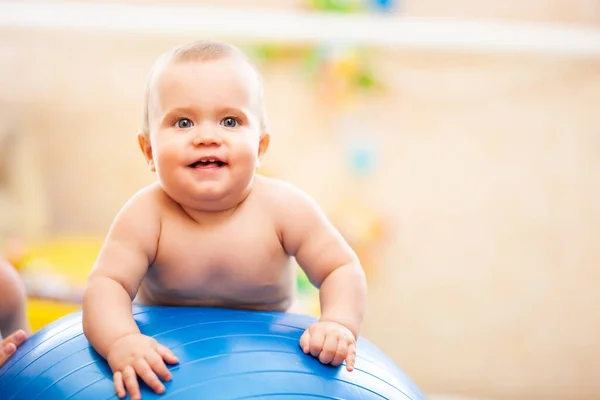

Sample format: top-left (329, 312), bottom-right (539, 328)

top-left (156, 344), bottom-right (179, 364)
top-left (134, 358), bottom-right (165, 394)
top-left (299, 329), bottom-right (311, 354)
top-left (331, 339), bottom-right (348, 367)
top-left (308, 328), bottom-right (325, 357)
top-left (0, 342), bottom-right (17, 364)
top-left (345, 343), bottom-right (357, 371)
top-left (146, 351), bottom-right (172, 382)
top-left (122, 365), bottom-right (141, 400)
top-left (318, 335), bottom-right (339, 365)
top-left (5, 330), bottom-right (27, 348)
top-left (113, 371), bottom-right (126, 399)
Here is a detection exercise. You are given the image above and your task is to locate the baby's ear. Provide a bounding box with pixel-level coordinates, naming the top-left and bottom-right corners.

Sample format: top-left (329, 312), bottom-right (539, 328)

top-left (257, 132), bottom-right (270, 164)
top-left (137, 131), bottom-right (155, 171)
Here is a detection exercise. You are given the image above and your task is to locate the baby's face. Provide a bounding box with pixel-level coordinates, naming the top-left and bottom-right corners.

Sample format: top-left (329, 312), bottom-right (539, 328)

top-left (142, 56), bottom-right (269, 210)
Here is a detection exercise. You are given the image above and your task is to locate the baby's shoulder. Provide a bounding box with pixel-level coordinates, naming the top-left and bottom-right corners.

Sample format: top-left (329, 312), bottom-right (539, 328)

top-left (253, 175), bottom-right (308, 203)
top-left (123, 182), bottom-right (171, 215)
top-left (107, 182), bottom-right (165, 237)
top-left (252, 175), bottom-right (322, 216)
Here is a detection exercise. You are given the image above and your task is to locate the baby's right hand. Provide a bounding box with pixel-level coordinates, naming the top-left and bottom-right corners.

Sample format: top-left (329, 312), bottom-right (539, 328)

top-left (107, 333), bottom-right (179, 400)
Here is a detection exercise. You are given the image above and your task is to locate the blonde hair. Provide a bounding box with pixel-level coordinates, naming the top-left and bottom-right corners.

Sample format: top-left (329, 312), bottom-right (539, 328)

top-left (141, 40), bottom-right (268, 135)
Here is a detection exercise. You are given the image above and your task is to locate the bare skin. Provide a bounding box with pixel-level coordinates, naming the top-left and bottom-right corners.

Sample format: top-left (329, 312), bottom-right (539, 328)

top-left (0, 329), bottom-right (27, 367)
top-left (135, 179), bottom-right (297, 311)
top-left (0, 257), bottom-right (31, 338)
top-left (0, 258), bottom-right (30, 368)
top-left (82, 45), bottom-right (367, 400)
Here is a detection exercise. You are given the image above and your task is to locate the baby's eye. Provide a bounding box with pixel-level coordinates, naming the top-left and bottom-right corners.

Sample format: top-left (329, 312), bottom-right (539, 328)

top-left (220, 117), bottom-right (238, 128)
top-left (176, 118), bottom-right (193, 129)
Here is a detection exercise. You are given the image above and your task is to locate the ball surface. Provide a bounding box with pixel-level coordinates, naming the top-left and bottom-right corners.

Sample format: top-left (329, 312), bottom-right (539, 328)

top-left (0, 306), bottom-right (425, 399)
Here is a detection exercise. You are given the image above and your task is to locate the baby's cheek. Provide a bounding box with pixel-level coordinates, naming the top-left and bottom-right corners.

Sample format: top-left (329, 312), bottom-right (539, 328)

top-left (231, 138), bottom-right (260, 158)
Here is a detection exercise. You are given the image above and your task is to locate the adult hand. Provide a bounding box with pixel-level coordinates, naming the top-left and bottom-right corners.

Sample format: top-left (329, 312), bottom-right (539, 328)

top-left (0, 329), bottom-right (27, 367)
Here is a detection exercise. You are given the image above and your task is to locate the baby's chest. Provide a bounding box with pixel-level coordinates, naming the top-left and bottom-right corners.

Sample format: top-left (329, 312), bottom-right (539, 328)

top-left (151, 220), bottom-right (288, 288)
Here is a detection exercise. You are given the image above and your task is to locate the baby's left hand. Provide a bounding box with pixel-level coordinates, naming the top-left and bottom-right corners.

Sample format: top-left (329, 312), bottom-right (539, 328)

top-left (299, 321), bottom-right (357, 371)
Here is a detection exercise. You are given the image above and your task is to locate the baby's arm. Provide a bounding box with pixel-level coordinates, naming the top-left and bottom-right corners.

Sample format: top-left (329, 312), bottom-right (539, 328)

top-left (82, 187), bottom-right (177, 399)
top-left (277, 183), bottom-right (367, 369)
top-left (83, 189), bottom-right (158, 357)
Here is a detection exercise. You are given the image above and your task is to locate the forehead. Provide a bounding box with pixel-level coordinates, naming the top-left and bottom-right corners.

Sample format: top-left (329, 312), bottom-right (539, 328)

top-left (149, 57), bottom-right (261, 112)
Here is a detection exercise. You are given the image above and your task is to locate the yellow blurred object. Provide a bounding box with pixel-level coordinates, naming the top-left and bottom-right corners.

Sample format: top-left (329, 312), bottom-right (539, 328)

top-left (19, 236), bottom-right (103, 331)
top-left (333, 52), bottom-right (359, 78)
top-left (23, 236), bottom-right (103, 286)
top-left (26, 297), bottom-right (81, 332)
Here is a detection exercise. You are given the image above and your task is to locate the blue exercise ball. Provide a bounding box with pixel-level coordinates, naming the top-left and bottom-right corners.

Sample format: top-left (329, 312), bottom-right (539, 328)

top-left (0, 306), bottom-right (425, 399)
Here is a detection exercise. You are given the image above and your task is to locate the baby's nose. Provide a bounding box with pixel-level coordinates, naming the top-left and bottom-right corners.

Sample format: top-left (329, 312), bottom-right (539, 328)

top-left (193, 127), bottom-right (221, 146)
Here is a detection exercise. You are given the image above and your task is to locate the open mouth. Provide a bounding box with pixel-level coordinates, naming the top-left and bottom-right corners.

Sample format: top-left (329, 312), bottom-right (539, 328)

top-left (189, 157), bottom-right (227, 168)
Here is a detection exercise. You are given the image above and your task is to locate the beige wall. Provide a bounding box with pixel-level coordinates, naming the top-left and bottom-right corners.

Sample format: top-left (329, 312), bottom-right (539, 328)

top-left (360, 54), bottom-right (600, 400)
top-left (405, 0), bottom-right (600, 24)
top-left (1, 2), bottom-right (600, 399)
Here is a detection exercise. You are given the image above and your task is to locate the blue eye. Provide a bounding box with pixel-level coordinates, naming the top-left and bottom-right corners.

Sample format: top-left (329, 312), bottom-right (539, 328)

top-left (176, 118), bottom-right (193, 129)
top-left (221, 117), bottom-right (238, 128)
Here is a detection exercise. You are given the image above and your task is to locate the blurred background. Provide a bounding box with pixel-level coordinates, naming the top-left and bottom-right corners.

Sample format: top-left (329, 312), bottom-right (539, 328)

top-left (1, 1), bottom-right (599, 399)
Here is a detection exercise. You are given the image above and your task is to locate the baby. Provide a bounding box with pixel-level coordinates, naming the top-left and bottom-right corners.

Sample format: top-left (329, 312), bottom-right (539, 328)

top-left (82, 40), bottom-right (367, 400)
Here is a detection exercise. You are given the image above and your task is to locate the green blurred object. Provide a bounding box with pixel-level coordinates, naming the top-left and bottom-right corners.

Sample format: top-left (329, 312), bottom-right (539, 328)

top-left (304, 47), bottom-right (324, 76)
top-left (252, 45), bottom-right (281, 61)
top-left (296, 265), bottom-right (317, 294)
top-left (306, 0), bottom-right (363, 13)
top-left (356, 69), bottom-right (377, 90)
top-left (250, 44), bottom-right (308, 63)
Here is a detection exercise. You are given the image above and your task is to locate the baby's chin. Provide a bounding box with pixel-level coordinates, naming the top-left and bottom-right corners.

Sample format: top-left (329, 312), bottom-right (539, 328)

top-left (177, 186), bottom-right (250, 212)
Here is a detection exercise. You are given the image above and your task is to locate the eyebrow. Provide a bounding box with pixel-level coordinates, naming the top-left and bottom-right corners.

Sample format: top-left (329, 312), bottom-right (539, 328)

top-left (158, 106), bottom-right (192, 119)
top-left (218, 107), bottom-right (250, 121)
top-left (154, 107), bottom-right (186, 127)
